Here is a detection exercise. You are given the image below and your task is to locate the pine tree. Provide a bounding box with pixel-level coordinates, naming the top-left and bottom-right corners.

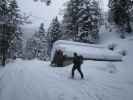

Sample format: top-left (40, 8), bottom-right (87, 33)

top-left (25, 23), bottom-right (48, 60)
top-left (8, 27), bottom-right (24, 59)
top-left (24, 38), bottom-right (37, 60)
top-left (47, 17), bottom-right (62, 55)
top-left (77, 0), bottom-right (101, 43)
top-left (62, 0), bottom-right (83, 40)
top-left (0, 0), bottom-right (8, 17)
top-left (0, 0), bottom-right (11, 66)
top-left (108, 0), bottom-right (132, 35)
top-left (62, 0), bottom-right (101, 43)
top-left (7, 0), bottom-right (24, 59)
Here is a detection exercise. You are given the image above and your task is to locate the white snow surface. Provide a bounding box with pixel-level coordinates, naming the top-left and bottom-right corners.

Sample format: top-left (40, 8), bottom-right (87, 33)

top-left (0, 32), bottom-right (133, 100)
top-left (51, 40), bottom-right (122, 61)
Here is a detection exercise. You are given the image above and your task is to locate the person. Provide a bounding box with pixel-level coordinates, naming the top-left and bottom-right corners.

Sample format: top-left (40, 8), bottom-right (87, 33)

top-left (71, 53), bottom-right (84, 79)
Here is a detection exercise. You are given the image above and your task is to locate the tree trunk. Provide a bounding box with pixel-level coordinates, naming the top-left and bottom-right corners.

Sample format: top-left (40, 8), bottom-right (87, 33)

top-left (126, 21), bottom-right (132, 33)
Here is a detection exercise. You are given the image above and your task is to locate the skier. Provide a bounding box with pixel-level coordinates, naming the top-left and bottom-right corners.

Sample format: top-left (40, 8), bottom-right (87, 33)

top-left (71, 53), bottom-right (84, 79)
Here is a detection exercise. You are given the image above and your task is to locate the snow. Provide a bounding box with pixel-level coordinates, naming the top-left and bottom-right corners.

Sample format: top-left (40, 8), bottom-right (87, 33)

top-left (0, 56), bottom-right (133, 100)
top-left (0, 32), bottom-right (133, 100)
top-left (51, 40), bottom-right (123, 62)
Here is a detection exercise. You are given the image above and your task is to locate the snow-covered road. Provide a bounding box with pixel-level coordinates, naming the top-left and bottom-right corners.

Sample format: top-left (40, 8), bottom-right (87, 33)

top-left (0, 59), bottom-right (133, 100)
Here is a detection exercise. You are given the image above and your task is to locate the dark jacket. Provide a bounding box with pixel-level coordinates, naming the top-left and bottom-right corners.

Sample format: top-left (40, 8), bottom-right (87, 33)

top-left (73, 55), bottom-right (82, 66)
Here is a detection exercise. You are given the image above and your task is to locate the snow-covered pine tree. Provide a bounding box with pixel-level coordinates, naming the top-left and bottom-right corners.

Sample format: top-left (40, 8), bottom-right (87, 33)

top-left (24, 38), bottom-right (37, 60)
top-left (77, 0), bottom-right (101, 43)
top-left (8, 27), bottom-right (24, 59)
top-left (108, 0), bottom-right (132, 36)
top-left (0, 0), bottom-right (8, 18)
top-left (7, 0), bottom-right (24, 59)
top-left (62, 0), bottom-right (101, 43)
top-left (62, 0), bottom-right (83, 40)
top-left (25, 23), bottom-right (48, 60)
top-left (47, 17), bottom-right (62, 55)
top-left (0, 0), bottom-right (10, 66)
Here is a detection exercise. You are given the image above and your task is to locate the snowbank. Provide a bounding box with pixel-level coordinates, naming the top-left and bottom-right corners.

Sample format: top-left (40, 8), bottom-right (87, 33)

top-left (51, 40), bottom-right (123, 62)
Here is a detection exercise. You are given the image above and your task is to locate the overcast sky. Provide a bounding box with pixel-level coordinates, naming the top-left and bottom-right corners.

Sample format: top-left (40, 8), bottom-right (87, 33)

top-left (18, 0), bottom-right (109, 29)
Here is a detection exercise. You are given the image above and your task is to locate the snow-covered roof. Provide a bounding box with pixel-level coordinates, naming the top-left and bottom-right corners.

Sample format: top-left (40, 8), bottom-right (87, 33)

top-left (51, 40), bottom-right (123, 62)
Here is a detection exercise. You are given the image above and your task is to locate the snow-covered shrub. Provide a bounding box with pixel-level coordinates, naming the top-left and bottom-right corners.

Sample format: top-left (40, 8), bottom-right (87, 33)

top-left (108, 43), bottom-right (117, 51)
top-left (120, 33), bottom-right (126, 39)
top-left (118, 50), bottom-right (127, 56)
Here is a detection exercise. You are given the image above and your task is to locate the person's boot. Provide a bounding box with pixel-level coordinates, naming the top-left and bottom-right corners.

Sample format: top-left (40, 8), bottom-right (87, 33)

top-left (81, 73), bottom-right (84, 79)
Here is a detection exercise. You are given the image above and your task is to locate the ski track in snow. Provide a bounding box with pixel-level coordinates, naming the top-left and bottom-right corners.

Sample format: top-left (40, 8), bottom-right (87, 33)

top-left (0, 58), bottom-right (133, 100)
